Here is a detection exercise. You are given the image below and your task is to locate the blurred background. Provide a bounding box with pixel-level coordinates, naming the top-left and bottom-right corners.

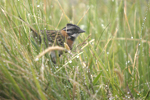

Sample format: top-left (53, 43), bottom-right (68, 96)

top-left (0, 0), bottom-right (150, 99)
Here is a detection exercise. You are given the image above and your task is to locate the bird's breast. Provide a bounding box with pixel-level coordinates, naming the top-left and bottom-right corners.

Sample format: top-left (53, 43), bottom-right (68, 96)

top-left (67, 39), bottom-right (73, 50)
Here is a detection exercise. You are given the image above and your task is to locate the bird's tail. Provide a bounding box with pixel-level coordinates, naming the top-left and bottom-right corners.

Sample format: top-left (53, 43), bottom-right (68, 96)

top-left (19, 16), bottom-right (41, 41)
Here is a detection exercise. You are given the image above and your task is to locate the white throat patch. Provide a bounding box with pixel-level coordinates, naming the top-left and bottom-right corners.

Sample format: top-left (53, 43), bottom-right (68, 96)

top-left (71, 33), bottom-right (79, 37)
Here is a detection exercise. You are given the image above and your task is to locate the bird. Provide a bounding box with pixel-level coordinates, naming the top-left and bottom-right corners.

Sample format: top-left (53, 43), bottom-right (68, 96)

top-left (19, 17), bottom-right (85, 63)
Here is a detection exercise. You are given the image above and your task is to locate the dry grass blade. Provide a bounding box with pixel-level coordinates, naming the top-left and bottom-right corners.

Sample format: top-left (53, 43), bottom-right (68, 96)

top-left (76, 34), bottom-right (91, 48)
top-left (81, 39), bottom-right (95, 50)
top-left (77, 8), bottom-right (90, 25)
top-left (35, 46), bottom-right (66, 61)
top-left (114, 69), bottom-right (124, 87)
top-left (55, 0), bottom-right (70, 21)
top-left (64, 43), bottom-right (70, 51)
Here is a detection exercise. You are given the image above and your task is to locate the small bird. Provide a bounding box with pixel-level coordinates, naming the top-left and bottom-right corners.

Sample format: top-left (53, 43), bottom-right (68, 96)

top-left (19, 17), bottom-right (85, 63)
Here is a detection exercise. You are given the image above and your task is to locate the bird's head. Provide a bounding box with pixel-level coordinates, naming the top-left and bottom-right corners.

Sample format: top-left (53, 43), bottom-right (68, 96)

top-left (62, 23), bottom-right (85, 41)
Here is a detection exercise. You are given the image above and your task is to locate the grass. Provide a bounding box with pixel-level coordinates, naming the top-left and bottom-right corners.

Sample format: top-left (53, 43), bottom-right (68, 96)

top-left (0, 0), bottom-right (150, 99)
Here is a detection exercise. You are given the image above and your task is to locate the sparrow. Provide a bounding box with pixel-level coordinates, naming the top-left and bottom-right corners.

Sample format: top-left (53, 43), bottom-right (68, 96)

top-left (19, 17), bottom-right (85, 63)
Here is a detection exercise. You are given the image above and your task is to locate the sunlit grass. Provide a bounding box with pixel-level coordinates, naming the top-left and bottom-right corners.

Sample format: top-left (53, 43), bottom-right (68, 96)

top-left (0, 0), bottom-right (150, 99)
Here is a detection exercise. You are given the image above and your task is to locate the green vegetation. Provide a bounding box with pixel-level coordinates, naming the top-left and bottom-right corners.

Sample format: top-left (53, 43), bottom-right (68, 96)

top-left (0, 0), bottom-right (150, 99)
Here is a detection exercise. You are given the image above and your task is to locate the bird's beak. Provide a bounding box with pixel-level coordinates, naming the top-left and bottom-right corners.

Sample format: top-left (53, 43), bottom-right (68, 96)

top-left (79, 29), bottom-right (85, 33)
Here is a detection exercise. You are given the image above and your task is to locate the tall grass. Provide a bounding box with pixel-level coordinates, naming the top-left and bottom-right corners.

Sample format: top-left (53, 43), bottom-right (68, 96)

top-left (0, 0), bottom-right (150, 99)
